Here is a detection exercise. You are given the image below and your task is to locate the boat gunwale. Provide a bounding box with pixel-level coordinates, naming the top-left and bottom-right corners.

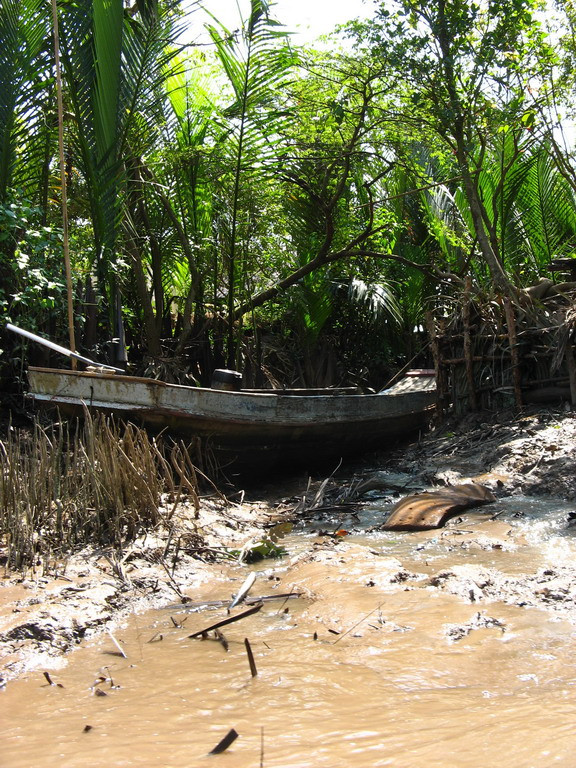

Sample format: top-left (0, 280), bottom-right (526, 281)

top-left (27, 367), bottom-right (435, 402)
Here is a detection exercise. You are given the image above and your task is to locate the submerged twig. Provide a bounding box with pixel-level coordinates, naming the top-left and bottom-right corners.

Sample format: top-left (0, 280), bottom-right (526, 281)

top-left (332, 602), bottom-right (386, 645)
top-left (43, 671), bottom-right (64, 688)
top-left (214, 629), bottom-right (229, 651)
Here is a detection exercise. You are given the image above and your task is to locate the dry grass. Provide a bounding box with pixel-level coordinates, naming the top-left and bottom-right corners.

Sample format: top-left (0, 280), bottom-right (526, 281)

top-left (0, 413), bottom-right (201, 570)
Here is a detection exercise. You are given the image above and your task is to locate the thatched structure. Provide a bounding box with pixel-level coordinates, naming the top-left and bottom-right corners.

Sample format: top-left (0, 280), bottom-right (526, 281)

top-left (428, 276), bottom-right (576, 416)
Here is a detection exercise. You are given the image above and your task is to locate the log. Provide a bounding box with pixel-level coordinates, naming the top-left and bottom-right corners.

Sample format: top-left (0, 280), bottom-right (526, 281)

top-left (382, 483), bottom-right (496, 531)
top-left (522, 278), bottom-right (554, 301)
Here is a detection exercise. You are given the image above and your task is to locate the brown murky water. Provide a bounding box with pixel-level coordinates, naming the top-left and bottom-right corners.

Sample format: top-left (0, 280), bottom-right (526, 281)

top-left (2, 498), bottom-right (576, 767)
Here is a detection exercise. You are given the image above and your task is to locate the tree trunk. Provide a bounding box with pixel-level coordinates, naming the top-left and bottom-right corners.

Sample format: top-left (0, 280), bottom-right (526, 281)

top-left (459, 162), bottom-right (512, 294)
top-left (435, 0), bottom-right (513, 296)
top-left (125, 236), bottom-right (162, 357)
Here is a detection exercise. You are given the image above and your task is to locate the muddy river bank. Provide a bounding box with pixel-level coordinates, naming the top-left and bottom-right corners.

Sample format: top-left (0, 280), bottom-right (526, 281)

top-left (2, 406), bottom-right (576, 765)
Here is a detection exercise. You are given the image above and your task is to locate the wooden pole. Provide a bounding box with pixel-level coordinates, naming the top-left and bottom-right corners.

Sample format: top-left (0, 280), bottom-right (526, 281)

top-left (426, 311), bottom-right (447, 419)
top-left (463, 276), bottom-right (477, 410)
top-left (50, 0), bottom-right (76, 368)
top-left (565, 343), bottom-right (576, 407)
top-left (503, 297), bottom-right (522, 408)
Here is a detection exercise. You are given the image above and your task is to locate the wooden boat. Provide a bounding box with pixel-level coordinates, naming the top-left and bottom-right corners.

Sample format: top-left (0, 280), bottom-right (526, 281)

top-left (25, 366), bottom-right (435, 470)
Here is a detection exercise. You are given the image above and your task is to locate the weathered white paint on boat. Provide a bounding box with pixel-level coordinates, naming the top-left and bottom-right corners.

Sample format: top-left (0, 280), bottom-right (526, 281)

top-left (26, 367), bottom-right (435, 468)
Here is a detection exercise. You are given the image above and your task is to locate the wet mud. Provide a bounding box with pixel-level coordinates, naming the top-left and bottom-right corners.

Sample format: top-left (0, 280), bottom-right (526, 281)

top-left (2, 407), bottom-right (576, 766)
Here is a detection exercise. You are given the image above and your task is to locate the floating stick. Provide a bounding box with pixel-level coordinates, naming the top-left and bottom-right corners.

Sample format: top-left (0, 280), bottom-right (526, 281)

top-left (187, 603), bottom-right (263, 639)
top-left (169, 592), bottom-right (302, 612)
top-left (333, 601), bottom-right (386, 644)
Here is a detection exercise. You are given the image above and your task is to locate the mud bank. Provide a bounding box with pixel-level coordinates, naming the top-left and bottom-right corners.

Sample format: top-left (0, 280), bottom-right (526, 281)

top-left (1, 406), bottom-right (576, 684)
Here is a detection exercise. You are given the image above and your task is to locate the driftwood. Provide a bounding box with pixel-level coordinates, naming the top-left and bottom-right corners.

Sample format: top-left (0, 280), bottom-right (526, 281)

top-left (382, 483), bottom-right (496, 531)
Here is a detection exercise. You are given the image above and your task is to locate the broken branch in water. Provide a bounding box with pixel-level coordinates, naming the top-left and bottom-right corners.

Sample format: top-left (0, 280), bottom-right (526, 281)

top-left (244, 638), bottom-right (258, 677)
top-left (209, 728), bottom-right (239, 754)
top-left (230, 571), bottom-right (257, 609)
top-left (43, 671), bottom-right (64, 688)
top-left (214, 629), bottom-right (229, 652)
top-left (187, 602), bottom-right (263, 639)
top-left (168, 592), bottom-right (302, 612)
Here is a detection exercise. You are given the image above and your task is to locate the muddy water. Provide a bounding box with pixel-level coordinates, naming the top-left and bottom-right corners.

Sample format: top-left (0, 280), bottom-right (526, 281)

top-left (3, 498), bottom-right (576, 767)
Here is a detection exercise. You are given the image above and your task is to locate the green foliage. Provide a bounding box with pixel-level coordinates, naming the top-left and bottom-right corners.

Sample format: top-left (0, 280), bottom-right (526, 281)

top-left (58, 0), bottom-right (183, 315)
top-left (513, 145), bottom-right (576, 278)
top-left (229, 522), bottom-right (292, 564)
top-left (0, 0), bottom-right (51, 204)
top-left (207, 0), bottom-right (297, 363)
top-left (347, 0), bottom-right (551, 290)
top-left (0, 192), bottom-right (67, 327)
top-left (4, 0), bottom-right (576, 389)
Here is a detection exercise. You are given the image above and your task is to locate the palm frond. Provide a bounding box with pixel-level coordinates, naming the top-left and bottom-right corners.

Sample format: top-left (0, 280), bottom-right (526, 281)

top-left (58, 0), bottom-right (183, 293)
top-left (348, 277), bottom-right (402, 325)
top-left (514, 145), bottom-right (576, 274)
top-left (0, 0), bottom-right (50, 202)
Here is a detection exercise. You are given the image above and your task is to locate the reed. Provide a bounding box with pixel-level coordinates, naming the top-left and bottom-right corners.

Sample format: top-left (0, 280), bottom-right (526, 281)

top-left (0, 413), bottom-right (201, 570)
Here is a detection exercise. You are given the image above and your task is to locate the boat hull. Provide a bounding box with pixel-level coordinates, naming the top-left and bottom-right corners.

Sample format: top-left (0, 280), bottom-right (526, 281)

top-left (26, 367), bottom-right (435, 470)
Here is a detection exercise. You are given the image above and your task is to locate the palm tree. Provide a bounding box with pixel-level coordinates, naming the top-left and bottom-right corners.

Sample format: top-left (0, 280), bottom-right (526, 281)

top-left (206, 0), bottom-right (296, 366)
top-left (56, 0), bottom-right (183, 351)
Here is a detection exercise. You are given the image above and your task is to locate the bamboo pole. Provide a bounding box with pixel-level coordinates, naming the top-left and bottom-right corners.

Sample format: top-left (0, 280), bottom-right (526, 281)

top-left (50, 0), bottom-right (76, 368)
top-left (6, 323), bottom-right (123, 372)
